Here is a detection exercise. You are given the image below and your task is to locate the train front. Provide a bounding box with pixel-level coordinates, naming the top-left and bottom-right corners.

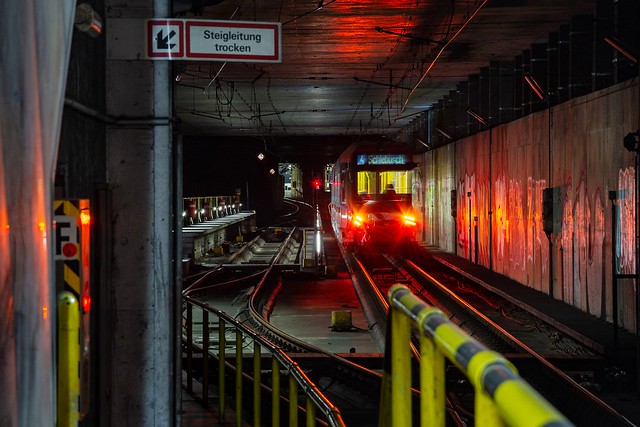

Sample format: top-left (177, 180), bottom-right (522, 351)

top-left (331, 142), bottom-right (419, 253)
top-left (352, 196), bottom-right (417, 252)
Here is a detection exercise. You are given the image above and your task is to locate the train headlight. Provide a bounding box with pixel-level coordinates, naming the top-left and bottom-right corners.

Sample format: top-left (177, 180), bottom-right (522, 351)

top-left (352, 215), bottom-right (364, 227)
top-left (403, 215), bottom-right (417, 227)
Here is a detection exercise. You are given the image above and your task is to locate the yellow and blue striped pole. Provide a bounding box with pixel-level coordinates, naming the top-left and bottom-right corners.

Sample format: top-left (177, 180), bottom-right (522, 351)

top-left (418, 332), bottom-right (445, 426)
top-left (388, 284), bottom-right (574, 427)
top-left (391, 303), bottom-right (412, 426)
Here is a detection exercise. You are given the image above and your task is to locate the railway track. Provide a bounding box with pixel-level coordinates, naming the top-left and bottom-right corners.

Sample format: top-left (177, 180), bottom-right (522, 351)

top-left (241, 228), bottom-right (469, 425)
top-left (352, 243), bottom-right (635, 426)
top-left (184, 226), bottom-right (391, 426)
top-left (183, 220), bottom-right (635, 425)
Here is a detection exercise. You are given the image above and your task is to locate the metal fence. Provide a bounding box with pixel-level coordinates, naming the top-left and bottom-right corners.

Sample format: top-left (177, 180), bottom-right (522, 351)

top-left (182, 296), bottom-right (345, 426)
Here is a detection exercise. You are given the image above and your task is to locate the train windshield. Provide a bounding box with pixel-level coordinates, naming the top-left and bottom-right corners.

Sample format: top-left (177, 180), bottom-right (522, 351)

top-left (356, 170), bottom-right (413, 200)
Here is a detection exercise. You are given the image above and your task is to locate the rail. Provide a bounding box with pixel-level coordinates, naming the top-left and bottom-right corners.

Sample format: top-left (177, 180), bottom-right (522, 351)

top-left (305, 205), bottom-right (324, 270)
top-left (183, 296), bottom-right (345, 426)
top-left (381, 284), bottom-right (575, 427)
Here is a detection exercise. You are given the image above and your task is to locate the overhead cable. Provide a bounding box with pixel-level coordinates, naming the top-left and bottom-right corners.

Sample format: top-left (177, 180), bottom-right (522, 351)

top-left (399, 0), bottom-right (489, 115)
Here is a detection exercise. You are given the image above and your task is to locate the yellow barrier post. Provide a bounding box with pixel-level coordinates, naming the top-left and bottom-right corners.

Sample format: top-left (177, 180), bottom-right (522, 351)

top-left (418, 333), bottom-right (445, 426)
top-left (254, 341), bottom-right (261, 427)
top-left (186, 304), bottom-right (193, 393)
top-left (391, 305), bottom-right (412, 426)
top-left (476, 387), bottom-right (502, 427)
top-left (236, 330), bottom-right (243, 427)
top-left (306, 397), bottom-right (317, 426)
top-left (289, 373), bottom-right (298, 426)
top-left (219, 318), bottom-right (226, 424)
top-left (202, 310), bottom-right (209, 404)
top-left (272, 358), bottom-right (280, 426)
top-left (57, 292), bottom-right (80, 427)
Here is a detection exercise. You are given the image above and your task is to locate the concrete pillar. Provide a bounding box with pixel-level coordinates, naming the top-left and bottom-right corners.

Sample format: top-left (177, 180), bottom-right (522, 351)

top-left (104, 0), bottom-right (177, 425)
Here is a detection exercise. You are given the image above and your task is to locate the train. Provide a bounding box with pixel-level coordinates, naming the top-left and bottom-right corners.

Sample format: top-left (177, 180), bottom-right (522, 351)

top-left (329, 141), bottom-right (419, 251)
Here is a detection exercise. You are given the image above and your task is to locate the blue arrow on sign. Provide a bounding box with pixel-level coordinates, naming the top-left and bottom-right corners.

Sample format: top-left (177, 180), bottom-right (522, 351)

top-left (156, 29), bottom-right (176, 50)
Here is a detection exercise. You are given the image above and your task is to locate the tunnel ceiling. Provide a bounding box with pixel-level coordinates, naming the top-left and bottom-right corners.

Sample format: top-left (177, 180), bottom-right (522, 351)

top-left (174, 0), bottom-right (596, 160)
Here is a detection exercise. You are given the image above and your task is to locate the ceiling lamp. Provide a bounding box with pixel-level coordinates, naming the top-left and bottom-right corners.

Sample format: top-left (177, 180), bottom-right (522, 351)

top-left (75, 3), bottom-right (102, 38)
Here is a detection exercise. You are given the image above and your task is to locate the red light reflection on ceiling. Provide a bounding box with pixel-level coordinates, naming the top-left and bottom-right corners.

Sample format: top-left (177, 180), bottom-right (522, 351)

top-left (317, 1), bottom-right (420, 58)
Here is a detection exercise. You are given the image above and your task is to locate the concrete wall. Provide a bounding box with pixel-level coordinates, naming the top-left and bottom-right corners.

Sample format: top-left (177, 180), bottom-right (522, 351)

top-left (420, 144), bottom-right (456, 251)
top-left (423, 77), bottom-right (639, 332)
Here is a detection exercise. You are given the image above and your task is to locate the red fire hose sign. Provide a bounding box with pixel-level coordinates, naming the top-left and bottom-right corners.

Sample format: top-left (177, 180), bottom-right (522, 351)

top-left (62, 242), bottom-right (78, 258)
top-left (54, 215), bottom-right (79, 260)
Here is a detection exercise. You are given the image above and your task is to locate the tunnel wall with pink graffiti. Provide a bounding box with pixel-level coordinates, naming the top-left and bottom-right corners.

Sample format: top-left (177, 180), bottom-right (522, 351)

top-left (421, 78), bottom-right (638, 332)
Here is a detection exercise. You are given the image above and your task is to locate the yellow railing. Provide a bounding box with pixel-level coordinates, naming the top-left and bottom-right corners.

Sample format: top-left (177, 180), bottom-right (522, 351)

top-left (183, 296), bottom-right (345, 426)
top-left (380, 284), bottom-right (575, 427)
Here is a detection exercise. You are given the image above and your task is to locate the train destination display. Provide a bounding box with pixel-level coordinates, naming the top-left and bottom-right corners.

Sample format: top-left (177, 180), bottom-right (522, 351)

top-left (356, 153), bottom-right (409, 166)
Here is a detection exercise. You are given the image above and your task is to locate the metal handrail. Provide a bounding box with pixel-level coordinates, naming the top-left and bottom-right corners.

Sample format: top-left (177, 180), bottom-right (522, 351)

top-left (183, 295), bottom-right (345, 426)
top-left (380, 284), bottom-right (575, 427)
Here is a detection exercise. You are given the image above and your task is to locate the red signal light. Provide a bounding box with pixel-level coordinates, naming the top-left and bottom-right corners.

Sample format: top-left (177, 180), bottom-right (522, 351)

top-left (82, 296), bottom-right (91, 313)
top-left (80, 209), bottom-right (91, 225)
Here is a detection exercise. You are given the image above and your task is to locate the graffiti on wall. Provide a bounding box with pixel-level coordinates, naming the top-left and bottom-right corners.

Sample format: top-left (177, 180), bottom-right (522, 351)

top-left (457, 175), bottom-right (476, 259)
top-left (435, 176), bottom-right (455, 251)
top-left (555, 175), bottom-right (606, 317)
top-left (617, 167), bottom-right (637, 328)
top-left (493, 174), bottom-right (531, 275)
top-left (590, 187), bottom-right (606, 318)
top-left (423, 78), bottom-right (637, 332)
top-left (494, 175), bottom-right (506, 265)
top-left (530, 178), bottom-right (549, 292)
top-left (618, 167), bottom-right (636, 274)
